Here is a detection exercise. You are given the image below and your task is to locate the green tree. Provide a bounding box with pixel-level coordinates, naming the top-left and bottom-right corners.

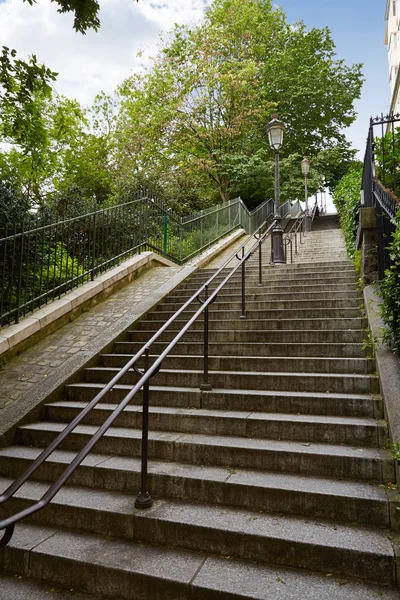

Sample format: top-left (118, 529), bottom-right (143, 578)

top-left (116, 0), bottom-right (363, 205)
top-left (23, 0), bottom-right (139, 34)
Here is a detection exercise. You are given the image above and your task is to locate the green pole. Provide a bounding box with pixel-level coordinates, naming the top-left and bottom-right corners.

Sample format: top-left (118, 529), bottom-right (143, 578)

top-left (163, 213), bottom-right (169, 254)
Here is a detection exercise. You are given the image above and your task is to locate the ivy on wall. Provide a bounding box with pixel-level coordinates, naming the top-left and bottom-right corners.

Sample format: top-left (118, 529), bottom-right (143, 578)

top-left (380, 209), bottom-right (400, 350)
top-left (333, 165), bottom-right (363, 258)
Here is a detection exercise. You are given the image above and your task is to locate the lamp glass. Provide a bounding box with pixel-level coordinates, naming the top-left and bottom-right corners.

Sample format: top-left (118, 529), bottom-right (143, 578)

top-left (301, 157), bottom-right (310, 176)
top-left (266, 116), bottom-right (284, 151)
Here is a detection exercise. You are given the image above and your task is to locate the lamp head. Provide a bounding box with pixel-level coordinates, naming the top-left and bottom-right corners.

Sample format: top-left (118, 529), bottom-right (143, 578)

top-left (301, 156), bottom-right (311, 176)
top-left (266, 113), bottom-right (285, 151)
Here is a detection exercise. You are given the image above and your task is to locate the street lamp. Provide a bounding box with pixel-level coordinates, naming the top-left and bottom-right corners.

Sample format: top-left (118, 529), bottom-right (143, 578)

top-left (301, 156), bottom-right (311, 232)
top-left (266, 113), bottom-right (285, 264)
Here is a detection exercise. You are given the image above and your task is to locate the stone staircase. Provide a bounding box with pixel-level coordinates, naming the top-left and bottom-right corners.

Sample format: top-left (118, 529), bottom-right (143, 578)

top-left (0, 220), bottom-right (399, 599)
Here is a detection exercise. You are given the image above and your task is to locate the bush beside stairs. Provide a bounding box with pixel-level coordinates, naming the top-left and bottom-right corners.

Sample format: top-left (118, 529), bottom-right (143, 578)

top-left (0, 215), bottom-right (399, 599)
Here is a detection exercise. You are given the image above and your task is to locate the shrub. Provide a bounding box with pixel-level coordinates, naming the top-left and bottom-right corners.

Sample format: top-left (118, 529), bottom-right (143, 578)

top-left (333, 165), bottom-right (363, 258)
top-left (380, 209), bottom-right (400, 350)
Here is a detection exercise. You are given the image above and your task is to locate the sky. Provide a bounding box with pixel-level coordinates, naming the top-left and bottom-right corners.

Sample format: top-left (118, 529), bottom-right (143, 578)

top-left (0, 0), bottom-right (391, 211)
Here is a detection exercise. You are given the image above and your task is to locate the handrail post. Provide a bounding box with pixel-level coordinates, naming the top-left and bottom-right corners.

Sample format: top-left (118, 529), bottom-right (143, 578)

top-left (200, 285), bottom-right (212, 391)
top-left (258, 236), bottom-right (262, 287)
top-left (240, 247), bottom-right (246, 319)
top-left (135, 348), bottom-right (153, 509)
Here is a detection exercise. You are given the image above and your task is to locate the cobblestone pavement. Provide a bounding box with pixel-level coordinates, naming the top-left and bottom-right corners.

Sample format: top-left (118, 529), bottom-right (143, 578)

top-left (0, 266), bottom-right (181, 413)
top-left (0, 234), bottom-right (249, 417)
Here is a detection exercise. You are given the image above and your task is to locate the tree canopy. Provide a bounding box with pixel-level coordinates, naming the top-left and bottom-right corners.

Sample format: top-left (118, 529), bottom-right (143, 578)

top-left (116, 0), bottom-right (363, 204)
top-left (1, 0), bottom-right (364, 214)
top-left (23, 0), bottom-right (138, 34)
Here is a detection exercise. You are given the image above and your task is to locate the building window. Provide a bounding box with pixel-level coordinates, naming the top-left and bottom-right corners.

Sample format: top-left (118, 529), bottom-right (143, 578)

top-left (393, 0), bottom-right (396, 17)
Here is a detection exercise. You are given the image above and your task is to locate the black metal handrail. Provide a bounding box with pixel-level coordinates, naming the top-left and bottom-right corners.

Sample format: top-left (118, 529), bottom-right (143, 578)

top-left (360, 113), bottom-right (400, 279)
top-left (310, 198), bottom-right (318, 222)
top-left (283, 210), bottom-right (306, 264)
top-left (0, 218), bottom-right (276, 548)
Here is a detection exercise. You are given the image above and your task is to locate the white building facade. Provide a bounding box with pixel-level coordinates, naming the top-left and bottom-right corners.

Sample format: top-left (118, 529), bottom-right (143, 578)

top-left (385, 0), bottom-right (400, 113)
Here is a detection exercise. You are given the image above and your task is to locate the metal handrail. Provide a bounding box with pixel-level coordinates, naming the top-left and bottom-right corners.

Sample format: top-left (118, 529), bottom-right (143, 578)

top-left (283, 209), bottom-right (306, 263)
top-left (0, 218), bottom-right (276, 548)
top-left (310, 199), bottom-right (318, 222)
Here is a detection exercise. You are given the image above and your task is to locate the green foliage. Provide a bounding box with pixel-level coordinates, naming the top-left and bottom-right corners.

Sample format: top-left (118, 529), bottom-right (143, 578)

top-left (0, 181), bottom-right (31, 226)
top-left (333, 165), bottom-right (363, 257)
top-left (354, 248), bottom-right (362, 275)
top-left (39, 242), bottom-right (84, 286)
top-left (361, 327), bottom-right (379, 358)
top-left (117, 0), bottom-right (363, 204)
top-left (374, 129), bottom-right (400, 194)
top-left (23, 0), bottom-right (139, 35)
top-left (389, 441), bottom-right (400, 463)
top-left (380, 209), bottom-right (400, 350)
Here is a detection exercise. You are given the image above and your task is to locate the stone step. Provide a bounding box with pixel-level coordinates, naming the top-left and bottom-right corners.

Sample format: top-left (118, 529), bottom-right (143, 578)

top-left (184, 273), bottom-right (357, 286)
top-left (162, 290), bottom-right (362, 303)
top-left (190, 267), bottom-right (356, 282)
top-left (0, 484), bottom-right (394, 585)
top-left (172, 282), bottom-right (359, 295)
top-left (146, 307), bottom-right (363, 321)
top-left (127, 328), bottom-right (365, 344)
top-left (0, 572), bottom-right (101, 600)
top-left (199, 259), bottom-right (353, 273)
top-left (114, 340), bottom-right (366, 358)
top-left (65, 384), bottom-right (381, 417)
top-left (136, 317), bottom-right (366, 332)
top-left (84, 366), bottom-right (378, 394)
top-left (14, 423), bottom-right (393, 481)
top-left (1, 523), bottom-right (398, 598)
top-left (43, 402), bottom-right (384, 446)
top-left (155, 297), bottom-right (363, 311)
top-left (0, 450), bottom-right (388, 525)
top-left (101, 354), bottom-right (375, 375)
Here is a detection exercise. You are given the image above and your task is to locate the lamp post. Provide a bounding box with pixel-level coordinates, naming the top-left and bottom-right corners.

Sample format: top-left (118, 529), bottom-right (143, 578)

top-left (301, 156), bottom-right (311, 232)
top-left (266, 114), bottom-right (285, 264)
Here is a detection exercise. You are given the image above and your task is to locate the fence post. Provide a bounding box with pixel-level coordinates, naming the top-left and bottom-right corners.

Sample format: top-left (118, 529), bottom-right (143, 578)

top-left (163, 213), bottom-right (169, 255)
top-left (15, 219), bottom-right (25, 324)
top-left (200, 285), bottom-right (212, 391)
top-left (91, 207), bottom-right (97, 281)
top-left (135, 348), bottom-right (153, 509)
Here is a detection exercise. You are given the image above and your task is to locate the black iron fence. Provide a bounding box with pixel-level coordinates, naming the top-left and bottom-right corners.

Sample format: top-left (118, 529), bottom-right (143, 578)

top-left (0, 192), bottom-right (284, 328)
top-left (361, 114), bottom-right (400, 280)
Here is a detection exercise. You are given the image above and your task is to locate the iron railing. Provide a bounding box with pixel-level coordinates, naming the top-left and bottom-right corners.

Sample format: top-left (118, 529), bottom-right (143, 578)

top-left (361, 113), bottom-right (400, 279)
top-left (283, 211), bottom-right (306, 264)
top-left (0, 217), bottom-right (276, 547)
top-left (0, 193), bottom-right (276, 328)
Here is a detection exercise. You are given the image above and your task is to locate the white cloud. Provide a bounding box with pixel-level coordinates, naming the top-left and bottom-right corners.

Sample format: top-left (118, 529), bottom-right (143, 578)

top-left (0, 0), bottom-right (209, 105)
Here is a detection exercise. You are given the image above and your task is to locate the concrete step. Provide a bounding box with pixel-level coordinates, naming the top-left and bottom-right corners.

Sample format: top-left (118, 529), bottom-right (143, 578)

top-left (199, 259), bottom-right (353, 273)
top-left (136, 317), bottom-right (366, 332)
top-left (146, 307), bottom-right (363, 321)
top-left (14, 423), bottom-right (393, 481)
top-left (0, 572), bottom-right (103, 600)
top-left (155, 297), bottom-right (363, 311)
top-left (127, 328), bottom-right (365, 344)
top-left (0, 451), bottom-right (388, 525)
top-left (1, 523), bottom-right (398, 598)
top-left (184, 273), bottom-right (358, 286)
top-left (43, 402), bottom-right (384, 446)
top-left (65, 384), bottom-right (381, 417)
top-left (115, 340), bottom-right (367, 358)
top-left (0, 484), bottom-right (394, 585)
top-left (101, 354), bottom-right (375, 375)
top-left (172, 282), bottom-right (359, 295)
top-left (190, 269), bottom-right (357, 284)
top-left (162, 290), bottom-right (362, 303)
top-left (84, 366), bottom-right (379, 394)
